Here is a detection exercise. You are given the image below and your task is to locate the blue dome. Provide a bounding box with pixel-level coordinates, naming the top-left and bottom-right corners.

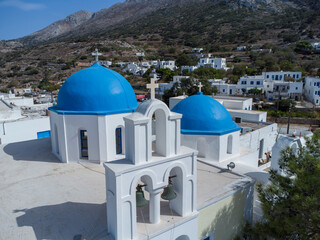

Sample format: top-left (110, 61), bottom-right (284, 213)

top-left (49, 63), bottom-right (138, 115)
top-left (172, 93), bottom-right (241, 135)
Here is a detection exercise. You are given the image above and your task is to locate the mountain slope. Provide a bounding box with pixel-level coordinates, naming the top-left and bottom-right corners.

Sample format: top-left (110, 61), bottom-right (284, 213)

top-left (20, 11), bottom-right (94, 45)
top-left (7, 0), bottom-right (318, 46)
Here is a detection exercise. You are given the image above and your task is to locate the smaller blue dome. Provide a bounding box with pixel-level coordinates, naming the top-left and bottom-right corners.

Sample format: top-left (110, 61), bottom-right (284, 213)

top-left (172, 93), bottom-right (241, 135)
top-left (49, 63), bottom-right (138, 115)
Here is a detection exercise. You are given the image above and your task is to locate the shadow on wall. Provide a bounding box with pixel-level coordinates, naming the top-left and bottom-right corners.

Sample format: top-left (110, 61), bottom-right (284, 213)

top-left (245, 171), bottom-right (269, 186)
top-left (3, 138), bottom-right (59, 163)
top-left (200, 193), bottom-right (248, 240)
top-left (15, 202), bottom-right (108, 240)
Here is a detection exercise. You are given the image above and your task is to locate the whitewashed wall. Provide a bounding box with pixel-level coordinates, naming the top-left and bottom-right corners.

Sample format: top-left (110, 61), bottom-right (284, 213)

top-left (0, 117), bottom-right (50, 144)
top-left (181, 131), bottom-right (240, 162)
top-left (229, 110), bottom-right (267, 122)
top-left (50, 111), bottom-right (130, 164)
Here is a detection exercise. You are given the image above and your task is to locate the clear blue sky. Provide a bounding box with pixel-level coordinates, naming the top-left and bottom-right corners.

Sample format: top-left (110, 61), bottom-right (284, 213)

top-left (0, 0), bottom-right (123, 40)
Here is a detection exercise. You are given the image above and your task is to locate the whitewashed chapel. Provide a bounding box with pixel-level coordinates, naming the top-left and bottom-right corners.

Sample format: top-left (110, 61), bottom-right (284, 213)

top-left (49, 63), bottom-right (276, 239)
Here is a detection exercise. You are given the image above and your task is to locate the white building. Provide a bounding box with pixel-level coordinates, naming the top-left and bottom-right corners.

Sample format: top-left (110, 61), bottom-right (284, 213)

top-left (181, 65), bottom-right (198, 73)
top-left (49, 63), bottom-right (138, 164)
top-left (136, 52), bottom-right (145, 57)
top-left (158, 60), bottom-right (176, 71)
top-left (210, 79), bottom-right (237, 96)
top-left (304, 76), bottom-right (320, 105)
top-left (311, 42), bottom-right (320, 51)
top-left (237, 75), bottom-right (264, 93)
top-left (170, 93), bottom-right (276, 169)
top-left (99, 61), bottom-right (112, 68)
top-left (197, 57), bottom-right (228, 70)
top-left (123, 62), bottom-right (145, 76)
top-left (262, 71), bottom-right (302, 81)
top-left (214, 96), bottom-right (253, 111)
top-left (172, 92), bottom-right (241, 162)
top-left (237, 46), bottom-right (247, 51)
top-left (264, 81), bottom-right (303, 101)
top-left (271, 135), bottom-right (307, 176)
top-left (192, 48), bottom-right (203, 53)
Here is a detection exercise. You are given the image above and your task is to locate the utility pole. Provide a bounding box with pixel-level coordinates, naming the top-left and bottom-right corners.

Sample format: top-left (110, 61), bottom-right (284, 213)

top-left (287, 100), bottom-right (292, 134)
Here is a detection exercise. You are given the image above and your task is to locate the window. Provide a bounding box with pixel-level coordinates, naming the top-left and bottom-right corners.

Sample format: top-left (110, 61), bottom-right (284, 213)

top-left (116, 128), bottom-right (122, 154)
top-left (250, 81), bottom-right (254, 85)
top-left (293, 74), bottom-right (296, 78)
top-left (280, 75), bottom-right (283, 80)
top-left (267, 75), bottom-right (269, 78)
top-left (296, 87), bottom-right (298, 90)
top-left (257, 81), bottom-right (260, 85)
top-left (317, 100), bottom-right (319, 104)
top-left (272, 75), bottom-right (275, 80)
top-left (80, 130), bottom-right (88, 159)
top-left (222, 89), bottom-right (225, 92)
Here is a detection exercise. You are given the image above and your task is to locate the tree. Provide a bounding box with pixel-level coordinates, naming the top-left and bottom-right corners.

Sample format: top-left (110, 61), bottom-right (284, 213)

top-left (278, 99), bottom-right (296, 112)
top-left (295, 41), bottom-right (313, 53)
top-left (245, 130), bottom-right (320, 239)
top-left (176, 53), bottom-right (198, 67)
top-left (248, 87), bottom-right (262, 95)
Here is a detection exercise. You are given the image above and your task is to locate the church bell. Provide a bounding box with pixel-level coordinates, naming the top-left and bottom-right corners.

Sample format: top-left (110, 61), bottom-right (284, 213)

top-left (161, 177), bottom-right (177, 201)
top-left (136, 184), bottom-right (148, 208)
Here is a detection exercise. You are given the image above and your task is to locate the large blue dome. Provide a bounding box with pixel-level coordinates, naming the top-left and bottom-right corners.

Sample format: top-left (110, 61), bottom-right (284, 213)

top-left (50, 63), bottom-right (138, 115)
top-left (172, 93), bottom-right (241, 135)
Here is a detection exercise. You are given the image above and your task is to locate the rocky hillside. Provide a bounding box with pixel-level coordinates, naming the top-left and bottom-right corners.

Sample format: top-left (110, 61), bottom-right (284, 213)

top-left (19, 11), bottom-right (94, 46)
top-left (2, 0), bottom-right (319, 46)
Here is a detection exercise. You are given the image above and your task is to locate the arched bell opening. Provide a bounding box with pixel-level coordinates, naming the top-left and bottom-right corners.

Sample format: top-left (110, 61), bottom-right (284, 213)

top-left (160, 166), bottom-right (184, 219)
top-left (150, 108), bottom-right (167, 157)
top-left (135, 175), bottom-right (157, 224)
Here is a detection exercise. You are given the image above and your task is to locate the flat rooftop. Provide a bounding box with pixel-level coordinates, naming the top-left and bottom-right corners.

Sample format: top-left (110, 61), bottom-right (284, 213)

top-left (213, 96), bottom-right (252, 101)
top-left (238, 121), bottom-right (274, 131)
top-left (0, 138), bottom-right (251, 240)
top-left (228, 109), bottom-right (266, 115)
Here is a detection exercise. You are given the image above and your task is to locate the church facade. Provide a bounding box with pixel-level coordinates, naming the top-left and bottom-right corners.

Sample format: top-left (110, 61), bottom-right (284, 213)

top-left (49, 63), bottom-right (138, 163)
top-left (49, 63), bottom-right (255, 240)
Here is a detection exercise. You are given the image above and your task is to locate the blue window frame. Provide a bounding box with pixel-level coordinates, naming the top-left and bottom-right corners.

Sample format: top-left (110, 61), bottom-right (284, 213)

top-left (267, 75), bottom-right (269, 78)
top-left (257, 81), bottom-right (260, 85)
top-left (116, 128), bottom-right (122, 155)
top-left (250, 81), bottom-right (254, 85)
top-left (37, 130), bottom-right (51, 139)
top-left (80, 130), bottom-right (88, 158)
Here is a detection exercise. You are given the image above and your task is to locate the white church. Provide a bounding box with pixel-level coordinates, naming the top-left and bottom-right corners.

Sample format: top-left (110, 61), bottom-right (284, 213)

top-left (47, 62), bottom-right (279, 240)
